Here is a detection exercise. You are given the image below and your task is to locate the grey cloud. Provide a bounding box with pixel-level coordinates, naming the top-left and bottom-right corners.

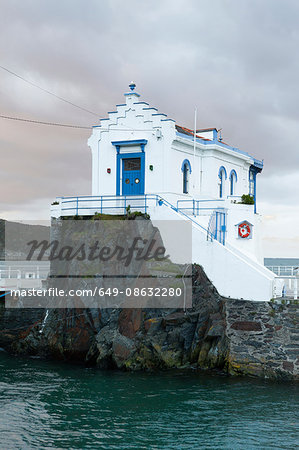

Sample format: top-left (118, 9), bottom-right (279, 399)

top-left (0, 0), bottom-right (299, 216)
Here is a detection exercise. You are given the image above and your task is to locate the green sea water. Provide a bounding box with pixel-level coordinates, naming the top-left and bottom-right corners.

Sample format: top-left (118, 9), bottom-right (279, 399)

top-left (0, 351), bottom-right (298, 449)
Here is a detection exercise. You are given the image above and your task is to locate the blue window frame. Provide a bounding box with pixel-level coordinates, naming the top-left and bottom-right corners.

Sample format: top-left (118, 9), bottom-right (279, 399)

top-left (249, 169), bottom-right (255, 196)
top-left (218, 166), bottom-right (227, 198)
top-left (229, 169), bottom-right (237, 195)
top-left (249, 166), bottom-right (257, 212)
top-left (181, 159), bottom-right (192, 194)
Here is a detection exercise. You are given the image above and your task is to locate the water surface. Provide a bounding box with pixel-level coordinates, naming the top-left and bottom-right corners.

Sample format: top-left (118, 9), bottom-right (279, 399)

top-left (0, 352), bottom-right (298, 449)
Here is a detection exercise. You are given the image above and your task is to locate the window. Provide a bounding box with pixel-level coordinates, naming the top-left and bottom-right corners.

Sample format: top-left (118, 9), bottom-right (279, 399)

top-left (229, 170), bottom-right (237, 196)
top-left (181, 160), bottom-right (192, 194)
top-left (249, 169), bottom-right (255, 196)
top-left (183, 163), bottom-right (189, 193)
top-left (123, 158), bottom-right (141, 171)
top-left (249, 166), bottom-right (259, 213)
top-left (218, 166), bottom-right (227, 198)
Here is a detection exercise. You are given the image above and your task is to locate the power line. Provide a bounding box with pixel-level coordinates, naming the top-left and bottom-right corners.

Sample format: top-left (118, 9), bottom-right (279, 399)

top-left (0, 64), bottom-right (100, 117)
top-left (0, 113), bottom-right (160, 132)
top-left (0, 114), bottom-right (91, 129)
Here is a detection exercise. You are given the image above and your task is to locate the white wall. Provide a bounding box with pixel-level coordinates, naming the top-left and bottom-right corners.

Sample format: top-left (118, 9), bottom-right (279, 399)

top-left (150, 202), bottom-right (275, 302)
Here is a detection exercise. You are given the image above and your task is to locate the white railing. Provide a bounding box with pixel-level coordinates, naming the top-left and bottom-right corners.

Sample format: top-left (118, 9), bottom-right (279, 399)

top-left (0, 266), bottom-right (49, 280)
top-left (176, 198), bottom-right (225, 215)
top-left (53, 194), bottom-right (225, 245)
top-left (266, 266), bottom-right (298, 276)
top-left (273, 276), bottom-right (298, 300)
top-left (58, 194), bottom-right (149, 216)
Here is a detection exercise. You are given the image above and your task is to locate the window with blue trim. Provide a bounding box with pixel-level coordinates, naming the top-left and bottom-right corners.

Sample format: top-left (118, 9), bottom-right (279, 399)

top-left (218, 167), bottom-right (227, 198)
top-left (229, 170), bottom-right (237, 195)
top-left (249, 166), bottom-right (259, 213)
top-left (181, 160), bottom-right (191, 194)
top-left (249, 169), bottom-right (255, 196)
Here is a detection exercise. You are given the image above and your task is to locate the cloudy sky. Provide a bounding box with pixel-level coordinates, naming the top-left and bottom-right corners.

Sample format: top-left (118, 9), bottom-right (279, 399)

top-left (0, 0), bottom-right (298, 257)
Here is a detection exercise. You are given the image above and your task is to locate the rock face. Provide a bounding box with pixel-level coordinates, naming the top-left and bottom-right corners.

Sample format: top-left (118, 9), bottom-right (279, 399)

top-left (0, 305), bottom-right (44, 351)
top-left (225, 299), bottom-right (299, 380)
top-left (0, 217), bottom-right (298, 380)
top-left (0, 265), bottom-right (298, 381)
top-left (85, 266), bottom-right (227, 371)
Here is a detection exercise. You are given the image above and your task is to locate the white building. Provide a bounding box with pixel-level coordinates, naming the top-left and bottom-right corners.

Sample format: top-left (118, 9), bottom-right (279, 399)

top-left (52, 83), bottom-right (279, 301)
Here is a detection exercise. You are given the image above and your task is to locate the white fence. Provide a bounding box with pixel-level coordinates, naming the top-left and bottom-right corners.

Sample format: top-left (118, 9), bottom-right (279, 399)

top-left (266, 266), bottom-right (298, 276)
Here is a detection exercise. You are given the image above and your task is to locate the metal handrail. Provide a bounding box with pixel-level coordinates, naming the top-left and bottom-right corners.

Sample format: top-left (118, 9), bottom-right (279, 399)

top-left (177, 198), bottom-right (225, 214)
top-left (154, 196), bottom-right (216, 242)
top-left (57, 194), bottom-right (223, 244)
top-left (60, 194), bottom-right (149, 215)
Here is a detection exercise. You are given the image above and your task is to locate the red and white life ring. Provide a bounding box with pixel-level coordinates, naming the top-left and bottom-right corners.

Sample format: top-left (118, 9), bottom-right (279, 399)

top-left (238, 222), bottom-right (251, 238)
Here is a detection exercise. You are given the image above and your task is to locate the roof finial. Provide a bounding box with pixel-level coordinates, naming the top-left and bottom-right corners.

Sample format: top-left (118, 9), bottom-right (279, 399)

top-left (129, 81), bottom-right (136, 91)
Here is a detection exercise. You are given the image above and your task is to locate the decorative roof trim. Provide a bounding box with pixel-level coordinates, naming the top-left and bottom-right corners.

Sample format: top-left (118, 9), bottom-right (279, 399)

top-left (111, 139), bottom-right (148, 147)
top-left (124, 92), bottom-right (140, 97)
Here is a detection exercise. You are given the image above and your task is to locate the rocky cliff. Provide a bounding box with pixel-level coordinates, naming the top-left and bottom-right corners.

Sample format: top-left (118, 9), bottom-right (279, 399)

top-left (1, 217), bottom-right (298, 380)
top-left (0, 265), bottom-right (298, 381)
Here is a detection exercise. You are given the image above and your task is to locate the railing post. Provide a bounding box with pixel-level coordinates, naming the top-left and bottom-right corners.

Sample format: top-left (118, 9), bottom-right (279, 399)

top-left (294, 278), bottom-right (298, 300)
top-left (124, 196), bottom-right (126, 215)
top-left (145, 194), bottom-right (147, 214)
top-left (76, 197), bottom-right (79, 216)
top-left (101, 196), bottom-right (103, 214)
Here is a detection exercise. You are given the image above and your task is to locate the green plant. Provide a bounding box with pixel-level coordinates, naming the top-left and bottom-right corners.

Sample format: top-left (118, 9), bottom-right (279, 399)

top-left (240, 194), bottom-right (254, 205)
top-left (51, 201), bottom-right (59, 205)
top-left (127, 210), bottom-right (150, 220)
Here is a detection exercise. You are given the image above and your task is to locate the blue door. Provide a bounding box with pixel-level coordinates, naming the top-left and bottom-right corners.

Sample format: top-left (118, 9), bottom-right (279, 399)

top-left (122, 158), bottom-right (143, 195)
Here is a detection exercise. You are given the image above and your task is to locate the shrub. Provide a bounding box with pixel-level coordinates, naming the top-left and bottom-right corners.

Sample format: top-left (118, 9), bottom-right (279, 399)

top-left (240, 194), bottom-right (254, 205)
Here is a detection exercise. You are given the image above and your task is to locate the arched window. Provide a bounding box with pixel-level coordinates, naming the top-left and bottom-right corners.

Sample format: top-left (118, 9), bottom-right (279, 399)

top-left (181, 159), bottom-right (192, 194)
top-left (218, 166), bottom-right (227, 198)
top-left (249, 169), bottom-right (255, 196)
top-left (229, 170), bottom-right (237, 195)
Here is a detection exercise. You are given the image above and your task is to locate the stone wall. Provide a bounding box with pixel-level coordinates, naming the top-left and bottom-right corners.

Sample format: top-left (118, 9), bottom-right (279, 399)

top-left (225, 299), bottom-right (298, 380)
